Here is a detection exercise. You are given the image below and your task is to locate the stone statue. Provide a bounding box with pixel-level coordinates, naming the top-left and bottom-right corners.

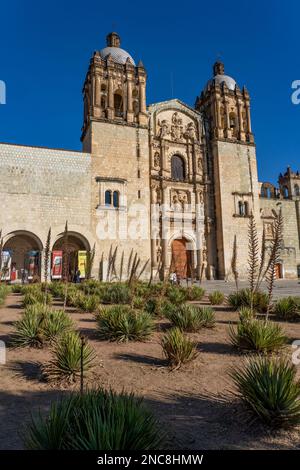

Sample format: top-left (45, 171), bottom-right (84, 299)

top-left (157, 119), bottom-right (169, 138)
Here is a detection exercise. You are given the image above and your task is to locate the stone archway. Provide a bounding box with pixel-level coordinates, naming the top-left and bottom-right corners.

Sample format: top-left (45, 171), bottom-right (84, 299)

top-left (52, 232), bottom-right (91, 281)
top-left (2, 231), bottom-right (43, 282)
top-left (171, 238), bottom-right (192, 279)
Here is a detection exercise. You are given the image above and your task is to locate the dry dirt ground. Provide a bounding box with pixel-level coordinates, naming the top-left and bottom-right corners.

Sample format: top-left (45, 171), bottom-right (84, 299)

top-left (1, 292), bottom-right (300, 450)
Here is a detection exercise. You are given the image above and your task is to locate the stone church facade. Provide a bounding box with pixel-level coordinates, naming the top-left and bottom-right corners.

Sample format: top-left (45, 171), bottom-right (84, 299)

top-left (0, 32), bottom-right (299, 282)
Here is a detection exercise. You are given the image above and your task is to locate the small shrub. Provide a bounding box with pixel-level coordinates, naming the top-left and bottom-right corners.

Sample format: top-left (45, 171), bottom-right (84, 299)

top-left (41, 310), bottom-right (74, 344)
top-left (239, 306), bottom-right (255, 324)
top-left (229, 319), bottom-right (287, 353)
top-left (44, 331), bottom-right (96, 383)
top-left (101, 284), bottom-right (131, 304)
top-left (96, 305), bottom-right (154, 342)
top-left (0, 285), bottom-right (11, 305)
top-left (11, 284), bottom-right (23, 294)
top-left (23, 291), bottom-right (52, 307)
top-left (161, 327), bottom-right (197, 370)
top-left (77, 294), bottom-right (100, 313)
top-left (208, 290), bottom-right (225, 305)
top-left (66, 290), bottom-right (84, 308)
top-left (24, 388), bottom-right (163, 450)
top-left (166, 304), bottom-right (215, 331)
top-left (274, 297), bottom-right (300, 321)
top-left (166, 286), bottom-right (186, 304)
top-left (227, 289), bottom-right (268, 313)
top-left (185, 286), bottom-right (205, 301)
top-left (144, 297), bottom-right (175, 317)
top-left (231, 355), bottom-right (300, 428)
top-left (48, 282), bottom-right (65, 298)
top-left (131, 296), bottom-right (145, 310)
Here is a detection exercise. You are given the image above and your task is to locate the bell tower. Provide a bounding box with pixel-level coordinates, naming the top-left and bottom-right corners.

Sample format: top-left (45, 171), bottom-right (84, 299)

top-left (81, 32), bottom-right (147, 142)
top-left (195, 61), bottom-right (260, 279)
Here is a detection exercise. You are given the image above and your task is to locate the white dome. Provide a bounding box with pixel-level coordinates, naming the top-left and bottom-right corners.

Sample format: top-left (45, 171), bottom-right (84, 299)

top-left (99, 47), bottom-right (135, 65)
top-left (207, 74), bottom-right (236, 91)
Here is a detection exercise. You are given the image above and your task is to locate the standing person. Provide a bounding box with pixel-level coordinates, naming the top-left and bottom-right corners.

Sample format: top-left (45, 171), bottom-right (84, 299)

top-left (75, 269), bottom-right (81, 284)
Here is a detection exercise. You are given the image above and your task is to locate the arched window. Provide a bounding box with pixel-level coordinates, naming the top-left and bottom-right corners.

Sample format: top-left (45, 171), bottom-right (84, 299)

top-left (229, 112), bottom-right (237, 129)
top-left (238, 201), bottom-right (245, 216)
top-left (283, 186), bottom-right (289, 199)
top-left (114, 92), bottom-right (123, 117)
top-left (244, 201), bottom-right (249, 216)
top-left (113, 191), bottom-right (119, 208)
top-left (294, 184), bottom-right (300, 197)
top-left (171, 155), bottom-right (185, 181)
top-left (105, 190), bottom-right (112, 206)
top-left (133, 100), bottom-right (139, 116)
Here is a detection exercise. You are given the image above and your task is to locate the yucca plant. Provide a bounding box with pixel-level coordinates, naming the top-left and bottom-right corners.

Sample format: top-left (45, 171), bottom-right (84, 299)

top-left (239, 306), bottom-right (255, 324)
top-left (161, 327), bottom-right (197, 370)
top-left (101, 284), bottom-right (131, 304)
top-left (166, 286), bottom-right (186, 304)
top-left (166, 304), bottom-right (215, 331)
top-left (44, 331), bottom-right (96, 383)
top-left (66, 290), bottom-right (84, 308)
top-left (77, 294), bottom-right (100, 313)
top-left (231, 355), bottom-right (300, 428)
top-left (96, 305), bottom-right (154, 342)
top-left (208, 290), bottom-right (225, 305)
top-left (41, 310), bottom-right (74, 344)
top-left (131, 296), bottom-right (145, 310)
top-left (24, 388), bottom-right (164, 450)
top-left (274, 297), bottom-right (300, 321)
top-left (229, 318), bottom-right (287, 353)
top-left (185, 286), bottom-right (205, 301)
top-left (144, 297), bottom-right (175, 317)
top-left (11, 304), bottom-right (49, 348)
top-left (48, 281), bottom-right (65, 299)
top-left (23, 291), bottom-right (52, 307)
top-left (227, 289), bottom-right (268, 313)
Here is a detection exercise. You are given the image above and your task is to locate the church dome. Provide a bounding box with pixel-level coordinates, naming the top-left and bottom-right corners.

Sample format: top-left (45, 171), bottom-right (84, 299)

top-left (99, 32), bottom-right (135, 66)
top-left (206, 61), bottom-right (237, 91)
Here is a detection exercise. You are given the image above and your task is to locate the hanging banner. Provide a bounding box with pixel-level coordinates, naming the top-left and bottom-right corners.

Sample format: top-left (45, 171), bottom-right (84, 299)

top-left (78, 251), bottom-right (87, 279)
top-left (1, 251), bottom-right (11, 281)
top-left (52, 250), bottom-right (63, 279)
top-left (27, 251), bottom-right (39, 280)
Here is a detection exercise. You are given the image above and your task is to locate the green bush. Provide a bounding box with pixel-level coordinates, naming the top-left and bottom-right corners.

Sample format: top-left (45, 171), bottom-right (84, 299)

top-left (23, 291), bottom-right (52, 307)
top-left (227, 289), bottom-right (268, 313)
top-left (231, 355), bottom-right (300, 428)
top-left (166, 286), bottom-right (186, 304)
top-left (274, 297), bottom-right (300, 321)
top-left (239, 306), bottom-right (255, 324)
top-left (208, 290), bottom-right (225, 305)
top-left (24, 388), bottom-right (163, 450)
top-left (0, 284), bottom-right (11, 305)
top-left (229, 319), bottom-right (287, 353)
top-left (66, 290), bottom-right (84, 308)
top-left (12, 304), bottom-right (73, 348)
top-left (44, 331), bottom-right (96, 383)
top-left (77, 294), bottom-right (100, 313)
top-left (11, 284), bottom-right (23, 294)
top-left (96, 305), bottom-right (154, 342)
top-left (166, 304), bottom-right (215, 331)
top-left (185, 286), bottom-right (205, 301)
top-left (131, 296), bottom-right (145, 310)
top-left (144, 297), bottom-right (175, 317)
top-left (101, 284), bottom-right (131, 304)
top-left (161, 327), bottom-right (197, 370)
top-left (48, 282), bottom-right (65, 298)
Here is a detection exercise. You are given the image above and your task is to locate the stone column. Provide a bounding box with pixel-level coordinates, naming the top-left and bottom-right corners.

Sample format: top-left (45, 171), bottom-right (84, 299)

top-left (237, 99), bottom-right (245, 141)
top-left (94, 74), bottom-right (101, 118)
top-left (224, 99), bottom-right (230, 138)
top-left (195, 190), bottom-right (202, 280)
top-left (161, 183), bottom-right (169, 279)
top-left (107, 75), bottom-right (114, 120)
top-left (127, 79), bottom-right (133, 123)
top-left (150, 183), bottom-right (158, 270)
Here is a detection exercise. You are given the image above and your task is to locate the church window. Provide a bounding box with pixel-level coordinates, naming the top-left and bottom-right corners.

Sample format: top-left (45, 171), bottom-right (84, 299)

top-left (244, 201), bottom-right (249, 216)
top-left (113, 191), bottom-right (119, 208)
top-left (229, 112), bottom-right (237, 129)
top-left (114, 92), bottom-right (123, 117)
top-left (238, 201), bottom-right (245, 216)
top-left (283, 186), bottom-right (289, 199)
top-left (105, 190), bottom-right (112, 206)
top-left (294, 184), bottom-right (300, 197)
top-left (171, 155), bottom-right (186, 181)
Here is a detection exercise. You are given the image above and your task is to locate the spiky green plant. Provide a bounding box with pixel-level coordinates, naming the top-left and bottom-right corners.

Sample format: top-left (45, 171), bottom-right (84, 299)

top-left (23, 291), bottom-right (52, 307)
top-left (131, 296), bottom-right (145, 310)
top-left (239, 306), bottom-right (255, 324)
top-left (11, 304), bottom-right (48, 348)
top-left (229, 318), bottom-right (287, 353)
top-left (208, 290), bottom-right (225, 305)
top-left (101, 283), bottom-right (131, 304)
top-left (24, 388), bottom-right (164, 450)
top-left (227, 289), bottom-right (268, 313)
top-left (166, 286), bottom-right (186, 304)
top-left (44, 331), bottom-right (96, 383)
top-left (144, 297), bottom-right (175, 317)
top-left (185, 286), bottom-right (205, 301)
top-left (41, 310), bottom-right (74, 344)
top-left (48, 281), bottom-right (65, 298)
top-left (77, 294), bottom-right (100, 313)
top-left (96, 305), bottom-right (154, 342)
top-left (161, 327), bottom-right (197, 370)
top-left (231, 355), bottom-right (300, 428)
top-left (274, 297), bottom-right (300, 321)
top-left (166, 304), bottom-right (215, 331)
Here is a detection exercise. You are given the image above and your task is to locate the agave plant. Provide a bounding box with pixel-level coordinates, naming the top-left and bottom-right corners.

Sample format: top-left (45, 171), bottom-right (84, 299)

top-left (11, 305), bottom-right (46, 348)
top-left (77, 294), bottom-right (100, 313)
top-left (44, 331), bottom-right (96, 383)
top-left (185, 286), bottom-right (205, 301)
top-left (227, 289), bottom-right (268, 313)
top-left (166, 304), bottom-right (215, 332)
top-left (274, 297), bottom-right (300, 321)
top-left (41, 310), bottom-right (74, 344)
top-left (101, 284), bottom-right (131, 304)
top-left (229, 318), bottom-right (287, 353)
top-left (208, 290), bottom-right (225, 305)
top-left (161, 327), bottom-right (197, 370)
top-left (96, 305), bottom-right (154, 342)
top-left (239, 306), bottom-right (255, 324)
top-left (231, 355), bottom-right (300, 428)
top-left (24, 389), bottom-right (164, 450)
top-left (23, 291), bottom-right (52, 308)
top-left (166, 286), bottom-right (187, 304)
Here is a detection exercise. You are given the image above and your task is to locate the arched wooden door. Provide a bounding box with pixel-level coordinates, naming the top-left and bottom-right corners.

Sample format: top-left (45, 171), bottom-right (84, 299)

top-left (275, 263), bottom-right (282, 279)
top-left (171, 238), bottom-right (192, 279)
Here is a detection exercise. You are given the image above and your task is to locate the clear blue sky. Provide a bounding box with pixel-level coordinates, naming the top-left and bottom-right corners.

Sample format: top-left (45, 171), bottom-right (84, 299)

top-left (0, 0), bottom-right (299, 184)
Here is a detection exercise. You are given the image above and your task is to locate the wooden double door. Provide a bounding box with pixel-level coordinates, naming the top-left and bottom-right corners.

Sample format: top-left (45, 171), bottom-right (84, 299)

top-left (171, 238), bottom-right (192, 279)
